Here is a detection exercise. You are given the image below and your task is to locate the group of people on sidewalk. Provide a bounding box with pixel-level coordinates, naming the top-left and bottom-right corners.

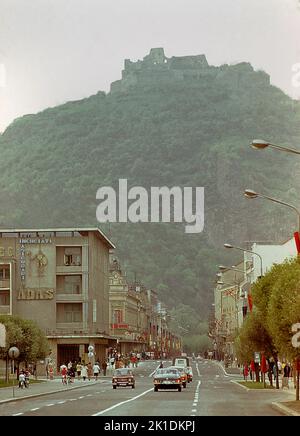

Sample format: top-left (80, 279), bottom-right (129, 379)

top-left (59, 360), bottom-right (108, 383)
top-left (243, 359), bottom-right (295, 389)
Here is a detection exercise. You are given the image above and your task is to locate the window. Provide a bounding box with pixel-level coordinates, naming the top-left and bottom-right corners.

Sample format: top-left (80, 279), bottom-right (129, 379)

top-left (0, 266), bottom-right (10, 280)
top-left (64, 247), bottom-right (82, 266)
top-left (57, 275), bottom-right (82, 294)
top-left (93, 300), bottom-right (97, 323)
top-left (113, 309), bottom-right (123, 324)
top-left (57, 303), bottom-right (83, 323)
top-left (0, 290), bottom-right (10, 306)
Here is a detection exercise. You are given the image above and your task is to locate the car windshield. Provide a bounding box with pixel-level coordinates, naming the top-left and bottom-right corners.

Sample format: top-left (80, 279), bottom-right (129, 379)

top-left (155, 369), bottom-right (179, 376)
top-left (169, 366), bottom-right (186, 373)
top-left (114, 369), bottom-right (133, 376)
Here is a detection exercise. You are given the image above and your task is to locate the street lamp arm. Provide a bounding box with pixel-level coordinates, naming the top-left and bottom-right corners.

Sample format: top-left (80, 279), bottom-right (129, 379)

top-left (267, 143), bottom-right (300, 155)
top-left (251, 139), bottom-right (300, 155)
top-left (258, 193), bottom-right (300, 217)
top-left (225, 244), bottom-right (263, 277)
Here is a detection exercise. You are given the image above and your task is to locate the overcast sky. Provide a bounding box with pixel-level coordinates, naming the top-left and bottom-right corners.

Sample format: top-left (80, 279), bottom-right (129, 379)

top-left (0, 0), bottom-right (300, 132)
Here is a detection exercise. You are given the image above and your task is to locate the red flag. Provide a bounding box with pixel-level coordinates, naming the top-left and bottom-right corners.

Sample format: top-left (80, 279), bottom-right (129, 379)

top-left (294, 232), bottom-right (300, 254)
top-left (248, 294), bottom-right (253, 312)
top-left (261, 355), bottom-right (268, 373)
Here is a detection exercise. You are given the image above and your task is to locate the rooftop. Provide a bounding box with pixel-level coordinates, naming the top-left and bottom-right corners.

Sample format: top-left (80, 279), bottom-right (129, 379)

top-left (0, 227), bottom-right (115, 249)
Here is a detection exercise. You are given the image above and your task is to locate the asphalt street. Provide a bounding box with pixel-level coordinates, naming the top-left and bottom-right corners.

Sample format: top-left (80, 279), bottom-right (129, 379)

top-left (0, 360), bottom-right (289, 416)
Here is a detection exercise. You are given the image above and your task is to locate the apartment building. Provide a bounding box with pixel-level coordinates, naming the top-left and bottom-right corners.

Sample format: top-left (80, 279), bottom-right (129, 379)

top-left (0, 228), bottom-right (116, 372)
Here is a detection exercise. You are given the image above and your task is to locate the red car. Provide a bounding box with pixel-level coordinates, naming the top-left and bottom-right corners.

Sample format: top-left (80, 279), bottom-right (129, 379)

top-left (112, 368), bottom-right (135, 389)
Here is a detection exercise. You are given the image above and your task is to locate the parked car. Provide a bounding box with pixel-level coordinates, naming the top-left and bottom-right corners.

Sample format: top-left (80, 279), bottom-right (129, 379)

top-left (112, 368), bottom-right (135, 389)
top-left (153, 368), bottom-right (182, 392)
top-left (167, 366), bottom-right (188, 388)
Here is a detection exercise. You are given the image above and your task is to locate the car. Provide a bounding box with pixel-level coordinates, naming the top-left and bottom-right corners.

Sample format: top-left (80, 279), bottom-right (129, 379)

top-left (112, 368), bottom-right (135, 389)
top-left (167, 366), bottom-right (188, 388)
top-left (186, 366), bottom-right (193, 383)
top-left (153, 368), bottom-right (182, 392)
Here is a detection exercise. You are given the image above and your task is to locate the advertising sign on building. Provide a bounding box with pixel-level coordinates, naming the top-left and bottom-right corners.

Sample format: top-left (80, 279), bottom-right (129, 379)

top-left (0, 323), bottom-right (6, 348)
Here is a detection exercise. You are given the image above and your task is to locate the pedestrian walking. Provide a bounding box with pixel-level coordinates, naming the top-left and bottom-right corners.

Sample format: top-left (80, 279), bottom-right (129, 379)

top-left (81, 364), bottom-right (88, 381)
top-left (102, 360), bottom-right (108, 376)
top-left (282, 362), bottom-right (291, 389)
top-left (76, 362), bottom-right (82, 380)
top-left (87, 362), bottom-right (93, 381)
top-left (93, 362), bottom-right (101, 380)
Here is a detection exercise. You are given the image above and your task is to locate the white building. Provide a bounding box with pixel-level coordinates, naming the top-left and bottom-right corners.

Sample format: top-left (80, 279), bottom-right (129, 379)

top-left (246, 237), bottom-right (297, 284)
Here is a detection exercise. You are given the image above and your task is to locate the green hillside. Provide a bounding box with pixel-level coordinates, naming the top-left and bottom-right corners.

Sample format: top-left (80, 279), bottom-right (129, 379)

top-left (1, 48), bottom-right (300, 315)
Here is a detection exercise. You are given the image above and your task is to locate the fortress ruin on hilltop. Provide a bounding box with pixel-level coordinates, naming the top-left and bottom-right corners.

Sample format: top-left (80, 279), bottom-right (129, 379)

top-left (110, 48), bottom-right (270, 94)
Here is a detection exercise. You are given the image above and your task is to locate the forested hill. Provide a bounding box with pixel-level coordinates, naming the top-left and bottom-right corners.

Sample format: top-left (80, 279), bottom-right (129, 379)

top-left (1, 48), bottom-right (300, 316)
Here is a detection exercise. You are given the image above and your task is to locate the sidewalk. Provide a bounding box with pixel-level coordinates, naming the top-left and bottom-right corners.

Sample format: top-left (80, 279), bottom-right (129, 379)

top-left (0, 377), bottom-right (109, 404)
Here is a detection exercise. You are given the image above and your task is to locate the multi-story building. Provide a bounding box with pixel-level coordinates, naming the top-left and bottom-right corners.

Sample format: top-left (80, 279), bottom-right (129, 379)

top-left (109, 258), bottom-right (148, 354)
top-left (0, 228), bottom-right (116, 372)
top-left (214, 262), bottom-right (247, 360)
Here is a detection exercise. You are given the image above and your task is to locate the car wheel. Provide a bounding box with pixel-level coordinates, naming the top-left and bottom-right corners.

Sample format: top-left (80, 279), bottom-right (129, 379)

top-left (113, 385), bottom-right (117, 389)
top-left (132, 385), bottom-right (135, 389)
top-left (183, 383), bottom-right (187, 388)
top-left (178, 386), bottom-right (182, 392)
top-left (154, 386), bottom-right (158, 392)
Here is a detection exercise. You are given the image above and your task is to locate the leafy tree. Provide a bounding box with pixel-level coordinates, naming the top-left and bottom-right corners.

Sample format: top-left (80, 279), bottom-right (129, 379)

top-left (0, 315), bottom-right (49, 368)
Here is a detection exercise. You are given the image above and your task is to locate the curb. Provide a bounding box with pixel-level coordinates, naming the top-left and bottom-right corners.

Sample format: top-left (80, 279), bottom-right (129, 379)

top-left (271, 402), bottom-right (300, 417)
top-left (214, 361), bottom-right (242, 378)
top-left (231, 380), bottom-right (277, 392)
top-left (0, 381), bottom-right (100, 405)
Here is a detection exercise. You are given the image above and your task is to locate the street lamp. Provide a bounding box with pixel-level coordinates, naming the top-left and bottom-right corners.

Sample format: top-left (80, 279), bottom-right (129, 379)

top-left (224, 243), bottom-right (263, 278)
top-left (251, 139), bottom-right (300, 155)
top-left (244, 188), bottom-right (300, 234)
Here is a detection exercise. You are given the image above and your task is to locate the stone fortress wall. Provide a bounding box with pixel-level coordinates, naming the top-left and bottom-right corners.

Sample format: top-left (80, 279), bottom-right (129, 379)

top-left (110, 48), bottom-right (270, 94)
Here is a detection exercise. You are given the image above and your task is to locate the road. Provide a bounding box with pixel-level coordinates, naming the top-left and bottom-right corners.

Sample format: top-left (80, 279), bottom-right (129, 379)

top-left (0, 360), bottom-right (288, 416)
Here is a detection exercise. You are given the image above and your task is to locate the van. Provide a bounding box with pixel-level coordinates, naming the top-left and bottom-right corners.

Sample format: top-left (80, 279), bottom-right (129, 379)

top-left (172, 356), bottom-right (189, 367)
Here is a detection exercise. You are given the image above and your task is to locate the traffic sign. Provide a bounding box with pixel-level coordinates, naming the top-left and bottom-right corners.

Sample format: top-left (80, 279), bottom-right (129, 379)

top-left (8, 347), bottom-right (20, 359)
top-left (254, 352), bottom-right (260, 364)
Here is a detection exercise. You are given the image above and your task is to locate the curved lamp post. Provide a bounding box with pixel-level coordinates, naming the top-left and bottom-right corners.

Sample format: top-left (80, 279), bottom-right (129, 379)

top-left (244, 189), bottom-right (300, 235)
top-left (224, 243), bottom-right (263, 278)
top-left (251, 139), bottom-right (300, 155)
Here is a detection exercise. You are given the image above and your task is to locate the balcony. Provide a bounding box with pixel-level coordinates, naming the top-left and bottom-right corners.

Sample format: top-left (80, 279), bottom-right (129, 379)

top-left (56, 294), bottom-right (84, 303)
top-left (0, 279), bottom-right (10, 289)
top-left (56, 265), bottom-right (83, 274)
top-left (0, 305), bottom-right (10, 315)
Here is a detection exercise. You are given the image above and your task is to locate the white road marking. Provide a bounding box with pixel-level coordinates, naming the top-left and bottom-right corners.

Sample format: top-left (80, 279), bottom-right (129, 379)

top-left (149, 363), bottom-right (162, 377)
top-left (78, 396), bottom-right (85, 399)
top-left (192, 409), bottom-right (197, 413)
top-left (30, 408), bottom-right (40, 412)
top-left (86, 394), bottom-right (93, 397)
top-left (69, 399), bottom-right (77, 401)
top-left (46, 403), bottom-right (54, 407)
top-left (12, 413), bottom-right (24, 416)
top-left (92, 388), bottom-right (153, 416)
top-left (58, 401), bottom-right (66, 404)
top-left (196, 364), bottom-right (200, 377)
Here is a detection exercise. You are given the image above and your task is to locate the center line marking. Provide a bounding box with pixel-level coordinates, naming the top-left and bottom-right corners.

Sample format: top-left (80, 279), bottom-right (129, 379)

top-left (30, 408), bottom-right (40, 411)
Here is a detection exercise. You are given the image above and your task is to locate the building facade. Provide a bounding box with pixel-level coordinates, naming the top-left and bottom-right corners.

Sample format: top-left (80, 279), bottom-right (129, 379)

top-left (0, 228), bottom-right (116, 373)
